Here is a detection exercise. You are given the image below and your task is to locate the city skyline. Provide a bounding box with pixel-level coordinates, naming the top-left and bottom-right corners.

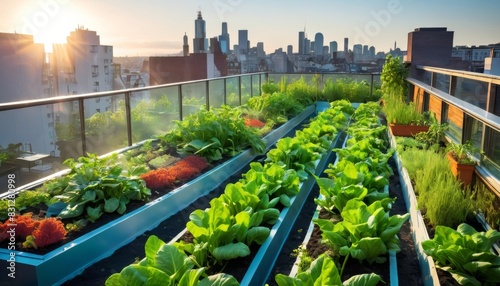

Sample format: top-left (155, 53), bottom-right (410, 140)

top-left (2, 0), bottom-right (499, 57)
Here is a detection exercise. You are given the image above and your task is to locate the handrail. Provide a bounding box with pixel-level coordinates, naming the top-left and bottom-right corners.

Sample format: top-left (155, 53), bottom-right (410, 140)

top-left (416, 65), bottom-right (500, 85)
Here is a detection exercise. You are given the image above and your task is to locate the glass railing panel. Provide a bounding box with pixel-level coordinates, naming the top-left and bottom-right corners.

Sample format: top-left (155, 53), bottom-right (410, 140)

top-left (241, 75), bottom-right (252, 105)
top-left (455, 77), bottom-right (488, 110)
top-left (226, 77), bottom-right (240, 107)
top-left (435, 73), bottom-right (450, 94)
top-left (181, 82), bottom-right (206, 118)
top-left (252, 74), bottom-right (261, 97)
top-left (83, 94), bottom-right (127, 156)
top-left (209, 79), bottom-right (225, 108)
top-left (482, 126), bottom-right (500, 178)
top-left (0, 101), bottom-right (85, 192)
top-left (130, 86), bottom-right (180, 143)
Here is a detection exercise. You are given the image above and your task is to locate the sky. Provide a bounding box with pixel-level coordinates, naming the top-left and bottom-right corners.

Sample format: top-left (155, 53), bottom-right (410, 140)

top-left (1, 0), bottom-right (499, 57)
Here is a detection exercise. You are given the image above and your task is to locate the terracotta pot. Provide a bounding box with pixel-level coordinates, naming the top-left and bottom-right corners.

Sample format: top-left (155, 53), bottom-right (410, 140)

top-left (389, 124), bottom-right (429, 137)
top-left (446, 152), bottom-right (476, 186)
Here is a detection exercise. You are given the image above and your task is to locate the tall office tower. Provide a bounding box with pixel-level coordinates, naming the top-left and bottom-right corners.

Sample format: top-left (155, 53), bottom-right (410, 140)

top-left (257, 42), bottom-right (265, 57)
top-left (304, 38), bottom-right (311, 55)
top-left (353, 44), bottom-right (363, 62)
top-left (238, 30), bottom-right (249, 56)
top-left (344, 37), bottom-right (349, 54)
top-left (314, 33), bottom-right (324, 60)
top-left (363, 45), bottom-right (369, 60)
top-left (369, 46), bottom-right (376, 59)
top-left (287, 45), bottom-right (293, 56)
top-left (218, 22), bottom-right (230, 54)
top-left (193, 11), bottom-right (207, 53)
top-left (183, 33), bottom-right (189, 56)
top-left (298, 31), bottom-right (305, 54)
top-left (330, 41), bottom-right (338, 53)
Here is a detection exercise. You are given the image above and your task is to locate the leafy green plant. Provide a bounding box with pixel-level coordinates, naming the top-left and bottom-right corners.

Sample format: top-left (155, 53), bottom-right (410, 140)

top-left (51, 153), bottom-right (151, 222)
top-left (275, 253), bottom-right (382, 286)
top-left (422, 223), bottom-right (500, 286)
top-left (106, 235), bottom-right (239, 286)
top-left (0, 190), bottom-right (51, 220)
top-left (265, 137), bottom-right (320, 181)
top-left (159, 106), bottom-right (265, 162)
top-left (314, 200), bottom-right (410, 266)
top-left (414, 122), bottom-right (448, 149)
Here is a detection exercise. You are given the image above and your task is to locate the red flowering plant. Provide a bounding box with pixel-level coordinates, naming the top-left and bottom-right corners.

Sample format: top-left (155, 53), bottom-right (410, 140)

top-left (0, 213), bottom-right (66, 249)
top-left (244, 117), bottom-right (266, 128)
top-left (141, 155), bottom-right (208, 189)
top-left (23, 218), bottom-right (67, 249)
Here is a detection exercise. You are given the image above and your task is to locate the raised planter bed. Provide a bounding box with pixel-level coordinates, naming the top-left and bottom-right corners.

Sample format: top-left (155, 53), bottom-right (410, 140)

top-left (0, 105), bottom-right (315, 286)
top-left (388, 131), bottom-right (440, 286)
top-left (239, 133), bottom-right (342, 286)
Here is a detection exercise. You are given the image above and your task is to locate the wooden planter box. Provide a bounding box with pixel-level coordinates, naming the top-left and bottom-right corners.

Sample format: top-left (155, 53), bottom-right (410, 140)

top-left (389, 124), bottom-right (429, 137)
top-left (446, 152), bottom-right (476, 187)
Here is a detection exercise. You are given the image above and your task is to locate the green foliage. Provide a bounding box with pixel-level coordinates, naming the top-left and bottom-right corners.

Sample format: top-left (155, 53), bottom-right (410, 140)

top-left (422, 223), bottom-right (500, 286)
top-left (159, 105), bottom-right (266, 162)
top-left (399, 147), bottom-right (475, 228)
top-left (323, 78), bottom-right (381, 103)
top-left (50, 153), bottom-right (151, 222)
top-left (0, 190), bottom-right (51, 220)
top-left (105, 235), bottom-right (239, 286)
top-left (382, 96), bottom-right (429, 125)
top-left (314, 200), bottom-right (409, 265)
top-left (380, 54), bottom-right (408, 99)
top-left (275, 254), bottom-right (382, 286)
top-left (447, 140), bottom-right (481, 164)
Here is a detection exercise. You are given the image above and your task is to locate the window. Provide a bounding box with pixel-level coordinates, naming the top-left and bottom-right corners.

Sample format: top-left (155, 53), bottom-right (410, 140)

top-left (90, 45), bottom-right (98, 53)
top-left (92, 65), bottom-right (99, 77)
top-left (104, 65), bottom-right (109, 75)
top-left (104, 59), bottom-right (109, 64)
top-left (93, 82), bottom-right (99, 92)
top-left (96, 108), bottom-right (101, 113)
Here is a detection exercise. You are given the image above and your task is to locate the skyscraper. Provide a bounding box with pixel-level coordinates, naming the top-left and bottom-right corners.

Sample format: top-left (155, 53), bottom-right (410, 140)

top-left (193, 11), bottom-right (207, 53)
top-left (344, 37), bottom-right (349, 54)
top-left (314, 33), bottom-right (324, 60)
top-left (238, 30), bottom-right (248, 56)
top-left (330, 41), bottom-right (338, 53)
top-left (298, 31), bottom-right (305, 55)
top-left (183, 33), bottom-right (189, 56)
top-left (218, 22), bottom-right (230, 54)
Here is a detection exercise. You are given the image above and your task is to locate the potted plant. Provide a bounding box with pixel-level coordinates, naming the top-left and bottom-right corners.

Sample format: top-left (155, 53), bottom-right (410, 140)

top-left (446, 140), bottom-right (480, 186)
top-left (383, 98), bottom-right (432, 136)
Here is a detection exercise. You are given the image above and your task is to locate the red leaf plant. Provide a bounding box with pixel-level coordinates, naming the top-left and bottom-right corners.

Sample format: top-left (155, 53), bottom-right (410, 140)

top-left (244, 118), bottom-right (266, 128)
top-left (0, 213), bottom-right (40, 242)
top-left (141, 155), bottom-right (208, 189)
top-left (22, 218), bottom-right (67, 249)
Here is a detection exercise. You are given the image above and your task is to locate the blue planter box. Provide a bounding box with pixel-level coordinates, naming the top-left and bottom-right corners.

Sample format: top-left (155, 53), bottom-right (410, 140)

top-left (0, 105), bottom-right (315, 286)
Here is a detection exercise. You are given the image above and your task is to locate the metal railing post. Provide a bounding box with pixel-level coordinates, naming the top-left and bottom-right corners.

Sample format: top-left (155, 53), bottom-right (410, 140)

top-left (124, 92), bottom-right (133, 146)
top-left (205, 81), bottom-right (210, 110)
top-left (178, 85), bottom-right (183, 120)
top-left (78, 98), bottom-right (86, 155)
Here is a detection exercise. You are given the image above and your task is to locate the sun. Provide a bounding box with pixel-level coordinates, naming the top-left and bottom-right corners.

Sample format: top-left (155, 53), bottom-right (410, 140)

top-left (35, 25), bottom-right (69, 52)
top-left (21, 3), bottom-right (79, 52)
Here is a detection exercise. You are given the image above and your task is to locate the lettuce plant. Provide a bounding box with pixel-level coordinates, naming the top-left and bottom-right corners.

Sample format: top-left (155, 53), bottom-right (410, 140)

top-left (275, 254), bottom-right (382, 286)
top-left (51, 153), bottom-right (151, 222)
top-left (422, 223), bottom-right (500, 286)
top-left (314, 200), bottom-right (410, 266)
top-left (106, 235), bottom-right (239, 286)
